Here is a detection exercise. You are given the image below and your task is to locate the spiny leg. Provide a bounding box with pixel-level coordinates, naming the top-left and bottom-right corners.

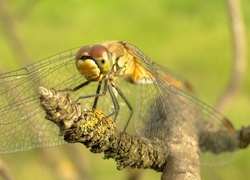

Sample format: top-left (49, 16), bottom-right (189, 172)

top-left (113, 85), bottom-right (133, 132)
top-left (74, 79), bottom-right (108, 102)
top-left (59, 81), bottom-right (91, 92)
top-left (106, 84), bottom-right (120, 122)
top-left (72, 81), bottom-right (91, 91)
top-left (92, 81), bottom-right (102, 109)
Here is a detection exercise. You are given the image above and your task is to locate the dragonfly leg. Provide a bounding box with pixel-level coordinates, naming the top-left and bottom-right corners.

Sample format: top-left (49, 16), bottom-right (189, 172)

top-left (113, 85), bottom-right (133, 132)
top-left (106, 84), bottom-right (120, 122)
top-left (72, 81), bottom-right (91, 91)
top-left (93, 80), bottom-right (104, 109)
top-left (75, 79), bottom-right (108, 102)
top-left (60, 81), bottom-right (91, 92)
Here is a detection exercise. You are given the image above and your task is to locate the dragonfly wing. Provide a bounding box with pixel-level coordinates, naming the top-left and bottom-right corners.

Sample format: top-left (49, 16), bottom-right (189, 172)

top-left (0, 47), bottom-right (87, 153)
top-left (123, 42), bottom-right (237, 155)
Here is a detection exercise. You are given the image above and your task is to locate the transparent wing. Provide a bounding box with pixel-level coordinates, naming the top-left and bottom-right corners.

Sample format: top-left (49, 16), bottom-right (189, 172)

top-left (124, 42), bottom-right (237, 155)
top-left (0, 47), bottom-right (97, 153)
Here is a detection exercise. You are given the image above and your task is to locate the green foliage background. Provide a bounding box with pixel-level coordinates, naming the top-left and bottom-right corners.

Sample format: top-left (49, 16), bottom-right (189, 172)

top-left (0, 0), bottom-right (249, 179)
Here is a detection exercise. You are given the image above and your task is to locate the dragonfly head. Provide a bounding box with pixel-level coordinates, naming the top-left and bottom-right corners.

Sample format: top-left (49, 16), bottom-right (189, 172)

top-left (75, 45), bottom-right (112, 81)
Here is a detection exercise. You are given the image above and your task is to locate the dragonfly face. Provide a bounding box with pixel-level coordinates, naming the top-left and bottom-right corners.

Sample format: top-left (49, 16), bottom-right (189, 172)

top-left (75, 45), bottom-right (112, 81)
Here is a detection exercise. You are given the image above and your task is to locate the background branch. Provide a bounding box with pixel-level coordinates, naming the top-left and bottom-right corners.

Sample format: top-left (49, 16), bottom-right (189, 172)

top-left (216, 0), bottom-right (247, 113)
top-left (0, 1), bottom-right (91, 179)
top-left (0, 159), bottom-right (13, 180)
top-left (0, 0), bottom-right (31, 65)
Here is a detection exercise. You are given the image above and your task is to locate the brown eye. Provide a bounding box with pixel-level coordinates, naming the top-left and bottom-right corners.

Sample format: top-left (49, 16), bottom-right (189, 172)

top-left (89, 45), bottom-right (109, 59)
top-left (75, 46), bottom-right (90, 60)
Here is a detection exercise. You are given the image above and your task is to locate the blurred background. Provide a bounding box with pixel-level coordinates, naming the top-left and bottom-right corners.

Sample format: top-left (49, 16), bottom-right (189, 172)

top-left (0, 0), bottom-right (249, 179)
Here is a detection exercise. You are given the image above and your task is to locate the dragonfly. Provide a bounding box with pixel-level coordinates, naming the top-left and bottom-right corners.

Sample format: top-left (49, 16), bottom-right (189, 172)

top-left (0, 41), bottom-right (236, 155)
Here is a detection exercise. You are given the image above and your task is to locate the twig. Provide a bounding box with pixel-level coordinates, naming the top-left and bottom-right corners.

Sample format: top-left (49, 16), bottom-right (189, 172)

top-left (239, 126), bottom-right (250, 148)
top-left (39, 87), bottom-right (250, 179)
top-left (39, 86), bottom-right (166, 172)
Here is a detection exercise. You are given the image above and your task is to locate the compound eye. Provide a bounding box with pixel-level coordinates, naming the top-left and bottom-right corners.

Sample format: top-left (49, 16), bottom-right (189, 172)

top-left (89, 45), bottom-right (109, 59)
top-left (89, 45), bottom-right (111, 73)
top-left (75, 46), bottom-right (90, 60)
